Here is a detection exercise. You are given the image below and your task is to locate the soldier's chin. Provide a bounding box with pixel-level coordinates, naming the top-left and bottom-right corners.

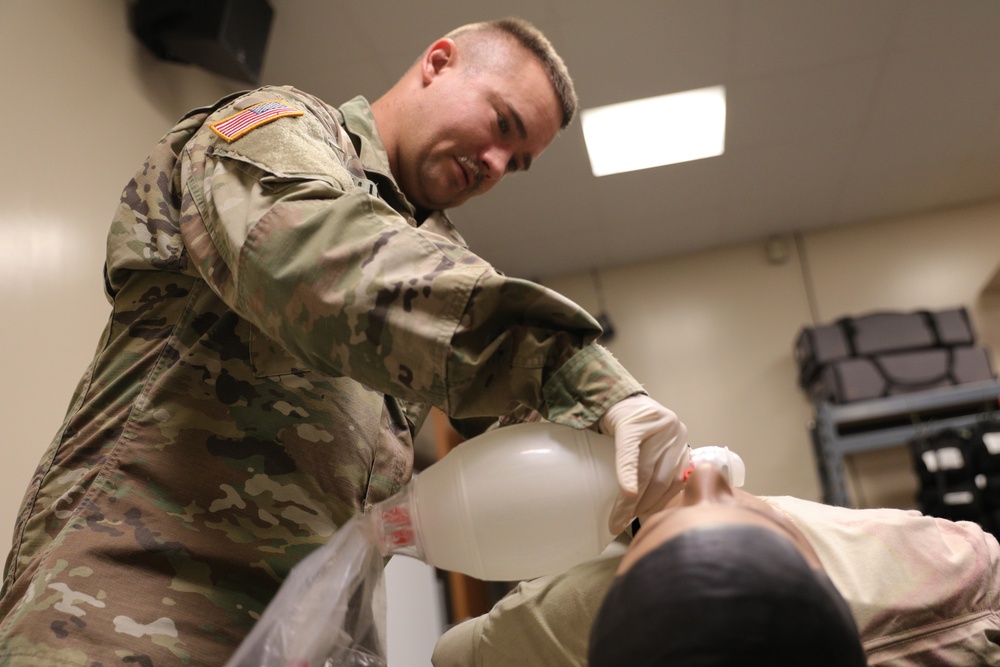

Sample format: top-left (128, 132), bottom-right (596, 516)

top-left (424, 185), bottom-right (472, 210)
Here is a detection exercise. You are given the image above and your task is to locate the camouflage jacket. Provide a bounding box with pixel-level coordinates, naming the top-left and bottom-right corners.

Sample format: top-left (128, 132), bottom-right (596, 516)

top-left (0, 86), bottom-right (642, 666)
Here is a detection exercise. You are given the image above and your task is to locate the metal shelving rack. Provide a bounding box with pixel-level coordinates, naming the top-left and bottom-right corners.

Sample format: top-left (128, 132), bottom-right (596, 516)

top-left (810, 379), bottom-right (1000, 506)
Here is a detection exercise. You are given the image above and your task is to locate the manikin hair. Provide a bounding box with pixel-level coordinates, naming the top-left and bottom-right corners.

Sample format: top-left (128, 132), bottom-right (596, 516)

top-left (589, 525), bottom-right (868, 667)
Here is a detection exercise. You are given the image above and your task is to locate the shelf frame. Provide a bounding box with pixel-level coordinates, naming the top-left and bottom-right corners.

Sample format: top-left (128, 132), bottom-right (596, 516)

top-left (810, 379), bottom-right (1000, 506)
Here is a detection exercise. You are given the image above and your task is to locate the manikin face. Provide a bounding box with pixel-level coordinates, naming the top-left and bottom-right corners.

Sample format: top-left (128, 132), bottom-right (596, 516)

top-left (394, 38), bottom-right (563, 211)
top-left (590, 464), bottom-right (867, 667)
top-left (618, 462), bottom-right (825, 575)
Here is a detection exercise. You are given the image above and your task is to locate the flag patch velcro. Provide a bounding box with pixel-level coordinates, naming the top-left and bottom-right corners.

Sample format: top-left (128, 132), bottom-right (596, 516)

top-left (210, 99), bottom-right (303, 142)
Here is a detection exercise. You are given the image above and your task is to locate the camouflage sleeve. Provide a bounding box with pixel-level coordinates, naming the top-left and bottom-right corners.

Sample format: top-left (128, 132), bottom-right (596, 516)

top-left (179, 87), bottom-right (643, 428)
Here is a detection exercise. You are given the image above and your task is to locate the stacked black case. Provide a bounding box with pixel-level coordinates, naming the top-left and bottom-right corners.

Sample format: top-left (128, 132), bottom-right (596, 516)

top-left (794, 308), bottom-right (995, 404)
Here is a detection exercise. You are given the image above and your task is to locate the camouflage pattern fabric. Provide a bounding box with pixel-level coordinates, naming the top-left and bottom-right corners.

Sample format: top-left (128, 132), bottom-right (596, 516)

top-left (0, 86), bottom-right (642, 666)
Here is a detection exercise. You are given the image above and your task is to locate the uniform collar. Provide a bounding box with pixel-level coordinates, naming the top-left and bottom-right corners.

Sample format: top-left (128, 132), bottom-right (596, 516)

top-left (336, 97), bottom-right (417, 218)
top-left (336, 96), bottom-right (468, 248)
top-left (337, 96), bottom-right (393, 178)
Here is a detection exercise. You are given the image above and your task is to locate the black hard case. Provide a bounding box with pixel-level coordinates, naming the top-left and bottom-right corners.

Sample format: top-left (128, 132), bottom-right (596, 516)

top-left (795, 308), bottom-right (975, 389)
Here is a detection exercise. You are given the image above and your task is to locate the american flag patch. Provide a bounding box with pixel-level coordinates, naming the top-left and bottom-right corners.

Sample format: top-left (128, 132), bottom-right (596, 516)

top-left (210, 99), bottom-right (303, 142)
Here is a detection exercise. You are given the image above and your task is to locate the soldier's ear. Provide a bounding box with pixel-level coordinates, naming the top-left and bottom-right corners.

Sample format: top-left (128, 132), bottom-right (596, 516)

top-left (421, 38), bottom-right (456, 85)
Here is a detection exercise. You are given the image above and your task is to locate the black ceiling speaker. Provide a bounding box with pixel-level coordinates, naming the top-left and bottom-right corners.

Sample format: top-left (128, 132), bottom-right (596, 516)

top-left (129, 0), bottom-right (274, 84)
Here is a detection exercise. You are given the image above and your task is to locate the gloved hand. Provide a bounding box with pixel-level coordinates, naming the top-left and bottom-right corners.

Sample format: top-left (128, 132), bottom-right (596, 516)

top-left (599, 394), bottom-right (691, 533)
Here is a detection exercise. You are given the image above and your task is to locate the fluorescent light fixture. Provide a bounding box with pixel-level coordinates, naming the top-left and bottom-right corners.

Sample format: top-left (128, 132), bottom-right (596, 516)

top-left (581, 85), bottom-right (726, 177)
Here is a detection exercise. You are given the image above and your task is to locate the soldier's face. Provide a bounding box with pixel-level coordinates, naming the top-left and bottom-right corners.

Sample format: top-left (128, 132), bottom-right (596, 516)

top-left (398, 41), bottom-right (562, 211)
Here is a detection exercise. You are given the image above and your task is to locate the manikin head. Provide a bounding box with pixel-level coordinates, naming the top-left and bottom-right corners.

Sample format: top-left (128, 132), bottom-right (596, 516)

top-left (371, 18), bottom-right (577, 213)
top-left (588, 463), bottom-right (867, 667)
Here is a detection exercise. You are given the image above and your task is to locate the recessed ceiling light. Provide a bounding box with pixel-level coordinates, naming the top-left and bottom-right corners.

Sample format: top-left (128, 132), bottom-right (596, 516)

top-left (581, 85), bottom-right (726, 177)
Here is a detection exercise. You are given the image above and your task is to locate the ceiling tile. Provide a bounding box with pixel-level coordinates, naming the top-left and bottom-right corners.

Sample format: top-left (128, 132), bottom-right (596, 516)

top-left (256, 0), bottom-right (1000, 278)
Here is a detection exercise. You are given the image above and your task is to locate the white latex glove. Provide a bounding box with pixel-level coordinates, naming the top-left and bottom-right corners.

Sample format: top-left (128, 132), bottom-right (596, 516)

top-left (599, 395), bottom-right (691, 533)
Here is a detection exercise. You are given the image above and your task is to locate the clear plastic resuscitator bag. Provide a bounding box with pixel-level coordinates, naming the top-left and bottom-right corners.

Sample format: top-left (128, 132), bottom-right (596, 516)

top-left (223, 514), bottom-right (388, 667)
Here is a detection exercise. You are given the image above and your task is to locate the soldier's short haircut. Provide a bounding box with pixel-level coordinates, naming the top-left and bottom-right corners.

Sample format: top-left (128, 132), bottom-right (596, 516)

top-left (445, 17), bottom-right (578, 129)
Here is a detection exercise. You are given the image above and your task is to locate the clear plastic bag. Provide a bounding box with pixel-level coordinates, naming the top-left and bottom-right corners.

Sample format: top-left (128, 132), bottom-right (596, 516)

top-left (224, 514), bottom-right (388, 667)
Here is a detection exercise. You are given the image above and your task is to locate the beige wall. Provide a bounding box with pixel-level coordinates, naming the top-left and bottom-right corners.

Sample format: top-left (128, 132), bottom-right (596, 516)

top-left (0, 1), bottom-right (239, 541)
top-left (546, 202), bottom-right (1000, 507)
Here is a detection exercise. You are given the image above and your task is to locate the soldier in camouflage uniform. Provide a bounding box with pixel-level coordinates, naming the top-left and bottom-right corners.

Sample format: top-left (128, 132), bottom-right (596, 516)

top-left (0, 18), bottom-right (688, 666)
